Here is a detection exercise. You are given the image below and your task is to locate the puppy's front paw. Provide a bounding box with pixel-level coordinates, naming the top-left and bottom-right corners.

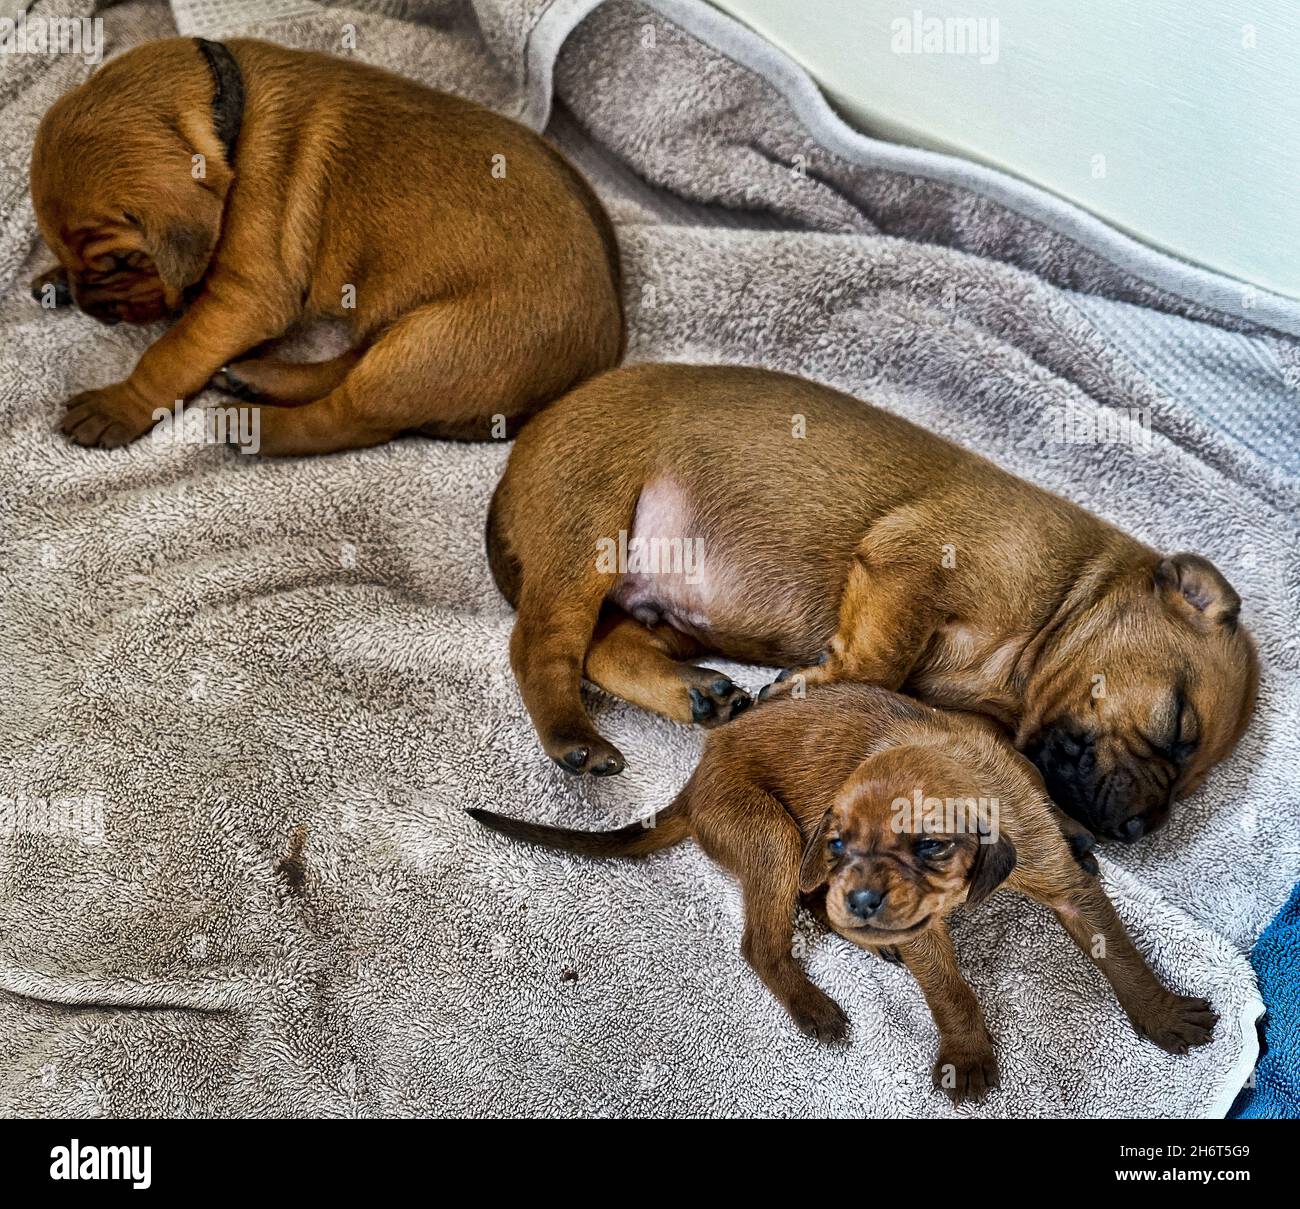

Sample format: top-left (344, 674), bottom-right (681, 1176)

top-left (31, 265), bottom-right (72, 309)
top-left (546, 734), bottom-right (625, 777)
top-left (933, 1045), bottom-right (1000, 1105)
top-left (788, 983), bottom-right (850, 1043)
top-left (60, 384), bottom-right (156, 449)
top-left (1135, 994), bottom-right (1218, 1054)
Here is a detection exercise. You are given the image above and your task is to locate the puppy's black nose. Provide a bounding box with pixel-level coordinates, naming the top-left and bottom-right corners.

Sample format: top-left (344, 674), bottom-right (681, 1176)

top-left (31, 277), bottom-right (72, 307)
top-left (1119, 817), bottom-right (1146, 842)
top-left (847, 888), bottom-right (884, 918)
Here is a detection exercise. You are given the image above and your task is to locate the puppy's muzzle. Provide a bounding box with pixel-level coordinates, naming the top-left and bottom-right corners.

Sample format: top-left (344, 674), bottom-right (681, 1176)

top-left (1024, 724), bottom-right (1172, 842)
top-left (82, 300), bottom-right (124, 326)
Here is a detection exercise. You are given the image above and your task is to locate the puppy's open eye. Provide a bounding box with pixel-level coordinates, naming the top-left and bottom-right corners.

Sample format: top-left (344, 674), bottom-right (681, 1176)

top-left (827, 836), bottom-right (845, 856)
top-left (914, 838), bottom-right (953, 860)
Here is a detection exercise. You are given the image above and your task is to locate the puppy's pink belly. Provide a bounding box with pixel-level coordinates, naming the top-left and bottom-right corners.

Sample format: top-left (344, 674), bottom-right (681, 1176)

top-left (607, 478), bottom-right (823, 659)
top-left (609, 477), bottom-right (716, 642)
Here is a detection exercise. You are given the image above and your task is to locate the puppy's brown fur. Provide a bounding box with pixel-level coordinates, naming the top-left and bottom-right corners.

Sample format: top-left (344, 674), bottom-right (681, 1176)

top-left (31, 37), bottom-right (623, 453)
top-left (487, 364), bottom-right (1257, 841)
top-left (471, 682), bottom-right (1217, 1104)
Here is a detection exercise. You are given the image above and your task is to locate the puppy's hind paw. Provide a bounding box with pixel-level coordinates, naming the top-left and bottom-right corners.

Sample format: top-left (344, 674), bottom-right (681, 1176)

top-left (683, 668), bottom-right (752, 727)
top-left (548, 735), bottom-right (625, 777)
top-left (1136, 994), bottom-right (1218, 1054)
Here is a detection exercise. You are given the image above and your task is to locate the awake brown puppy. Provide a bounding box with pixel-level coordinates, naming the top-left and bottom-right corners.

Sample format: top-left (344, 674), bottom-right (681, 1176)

top-left (470, 682), bottom-right (1217, 1104)
top-left (487, 363), bottom-right (1257, 842)
top-left (30, 37), bottom-right (623, 453)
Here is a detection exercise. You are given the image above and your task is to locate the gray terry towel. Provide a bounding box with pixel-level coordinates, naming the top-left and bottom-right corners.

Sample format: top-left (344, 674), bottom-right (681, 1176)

top-left (0, 0), bottom-right (1295, 1117)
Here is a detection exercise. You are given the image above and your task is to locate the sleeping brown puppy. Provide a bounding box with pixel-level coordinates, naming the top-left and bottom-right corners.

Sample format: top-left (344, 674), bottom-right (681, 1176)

top-left (487, 363), bottom-right (1257, 842)
top-left (29, 37), bottom-right (622, 453)
top-left (470, 682), bottom-right (1217, 1104)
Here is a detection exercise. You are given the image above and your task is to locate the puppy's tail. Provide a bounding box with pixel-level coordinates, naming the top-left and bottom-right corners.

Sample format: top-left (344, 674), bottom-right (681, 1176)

top-left (468, 797), bottom-right (688, 858)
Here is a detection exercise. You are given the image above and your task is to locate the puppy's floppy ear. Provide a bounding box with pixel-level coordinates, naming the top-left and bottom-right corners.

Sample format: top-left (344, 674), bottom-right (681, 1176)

top-left (1156, 553), bottom-right (1241, 631)
top-left (138, 181), bottom-right (225, 298)
top-left (144, 216), bottom-right (217, 294)
top-left (798, 811), bottom-right (834, 893)
top-left (966, 833), bottom-right (1016, 908)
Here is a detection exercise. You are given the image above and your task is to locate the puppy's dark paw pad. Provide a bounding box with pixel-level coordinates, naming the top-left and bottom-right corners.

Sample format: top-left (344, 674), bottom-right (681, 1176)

top-left (933, 1050), bottom-right (1000, 1105)
top-left (1068, 830), bottom-right (1100, 877)
top-left (688, 686), bottom-right (717, 723)
top-left (211, 366), bottom-right (263, 402)
top-left (684, 670), bottom-right (753, 728)
top-left (550, 737), bottom-right (625, 777)
top-left (557, 747), bottom-right (589, 773)
top-left (789, 987), bottom-right (850, 1044)
top-left (590, 754), bottom-right (623, 777)
top-left (1138, 995), bottom-right (1218, 1054)
top-left (727, 692), bottom-right (753, 720)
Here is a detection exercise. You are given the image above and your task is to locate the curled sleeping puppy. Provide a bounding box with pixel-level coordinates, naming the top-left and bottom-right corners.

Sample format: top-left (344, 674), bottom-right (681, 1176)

top-left (29, 37), bottom-right (623, 453)
top-left (486, 363), bottom-right (1257, 842)
top-left (470, 682), bottom-right (1217, 1104)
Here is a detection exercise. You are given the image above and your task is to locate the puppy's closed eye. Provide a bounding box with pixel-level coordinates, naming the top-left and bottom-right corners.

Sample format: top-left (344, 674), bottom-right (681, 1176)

top-left (1172, 696), bottom-right (1200, 762)
top-left (1146, 689), bottom-right (1200, 764)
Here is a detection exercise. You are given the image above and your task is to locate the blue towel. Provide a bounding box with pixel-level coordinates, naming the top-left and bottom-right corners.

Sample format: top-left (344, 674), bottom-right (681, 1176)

top-left (1231, 883), bottom-right (1300, 1118)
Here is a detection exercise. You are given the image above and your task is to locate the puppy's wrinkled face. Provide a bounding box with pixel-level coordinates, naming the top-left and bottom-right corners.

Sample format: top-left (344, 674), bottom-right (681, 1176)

top-left (800, 748), bottom-right (1016, 943)
top-left (1020, 553), bottom-right (1257, 843)
top-left (29, 42), bottom-right (231, 326)
top-left (35, 223), bottom-right (170, 325)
